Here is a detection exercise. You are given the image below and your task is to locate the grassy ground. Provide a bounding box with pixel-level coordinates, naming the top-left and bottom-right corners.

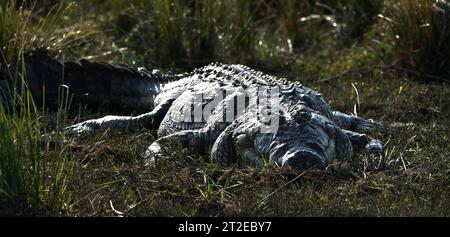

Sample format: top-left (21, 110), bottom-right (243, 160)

top-left (0, 0), bottom-right (449, 216)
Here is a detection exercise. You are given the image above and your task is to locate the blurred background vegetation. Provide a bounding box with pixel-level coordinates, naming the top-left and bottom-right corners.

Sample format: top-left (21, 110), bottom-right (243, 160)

top-left (0, 0), bottom-right (449, 216)
top-left (1, 0), bottom-right (448, 81)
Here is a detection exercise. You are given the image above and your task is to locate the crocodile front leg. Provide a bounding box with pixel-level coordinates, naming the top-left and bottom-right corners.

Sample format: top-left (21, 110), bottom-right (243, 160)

top-left (342, 129), bottom-right (383, 156)
top-left (210, 123), bottom-right (238, 167)
top-left (343, 129), bottom-right (384, 171)
top-left (66, 98), bottom-right (175, 137)
top-left (210, 121), bottom-right (264, 167)
top-left (234, 134), bottom-right (266, 167)
top-left (332, 111), bottom-right (383, 133)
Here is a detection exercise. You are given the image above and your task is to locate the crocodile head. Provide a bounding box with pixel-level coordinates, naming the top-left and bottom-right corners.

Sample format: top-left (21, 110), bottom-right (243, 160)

top-left (256, 108), bottom-right (339, 170)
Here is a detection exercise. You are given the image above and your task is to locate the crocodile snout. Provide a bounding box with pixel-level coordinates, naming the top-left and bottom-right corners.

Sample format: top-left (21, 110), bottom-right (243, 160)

top-left (281, 150), bottom-right (326, 170)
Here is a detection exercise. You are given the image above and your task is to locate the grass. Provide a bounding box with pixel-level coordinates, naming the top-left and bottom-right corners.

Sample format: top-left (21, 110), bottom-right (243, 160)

top-left (383, 0), bottom-right (450, 82)
top-left (0, 68), bottom-right (75, 214)
top-left (114, 0), bottom-right (258, 66)
top-left (0, 0), bottom-right (449, 216)
top-left (0, 0), bottom-right (78, 214)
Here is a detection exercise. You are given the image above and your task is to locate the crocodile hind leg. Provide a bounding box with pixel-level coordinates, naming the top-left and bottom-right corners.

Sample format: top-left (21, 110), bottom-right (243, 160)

top-left (144, 129), bottom-right (207, 165)
top-left (66, 98), bottom-right (176, 137)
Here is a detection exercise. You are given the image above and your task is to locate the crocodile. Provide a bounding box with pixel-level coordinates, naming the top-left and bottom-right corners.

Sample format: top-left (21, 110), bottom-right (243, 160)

top-left (0, 54), bottom-right (383, 170)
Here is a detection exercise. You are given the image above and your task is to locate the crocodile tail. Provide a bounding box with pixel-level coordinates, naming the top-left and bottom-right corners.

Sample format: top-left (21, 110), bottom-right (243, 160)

top-left (0, 53), bottom-right (173, 113)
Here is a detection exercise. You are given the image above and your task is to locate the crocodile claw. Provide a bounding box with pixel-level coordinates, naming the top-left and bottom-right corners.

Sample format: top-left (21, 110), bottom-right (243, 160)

top-left (365, 139), bottom-right (384, 170)
top-left (143, 141), bottom-right (171, 166)
top-left (365, 139), bottom-right (383, 156)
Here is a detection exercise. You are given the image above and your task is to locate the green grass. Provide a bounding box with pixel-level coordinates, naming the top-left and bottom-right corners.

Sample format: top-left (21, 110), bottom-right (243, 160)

top-left (0, 70), bottom-right (75, 214)
top-left (383, 0), bottom-right (450, 82)
top-left (0, 0), bottom-right (77, 215)
top-left (117, 0), bottom-right (257, 66)
top-left (0, 0), bottom-right (449, 216)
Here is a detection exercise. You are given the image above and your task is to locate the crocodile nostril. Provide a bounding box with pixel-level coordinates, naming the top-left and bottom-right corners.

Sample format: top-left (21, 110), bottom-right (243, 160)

top-left (282, 150), bottom-right (326, 170)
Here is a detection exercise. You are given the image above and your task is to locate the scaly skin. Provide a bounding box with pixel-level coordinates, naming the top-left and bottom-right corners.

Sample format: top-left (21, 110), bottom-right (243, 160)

top-left (1, 55), bottom-right (383, 170)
